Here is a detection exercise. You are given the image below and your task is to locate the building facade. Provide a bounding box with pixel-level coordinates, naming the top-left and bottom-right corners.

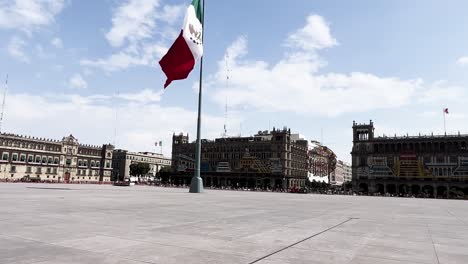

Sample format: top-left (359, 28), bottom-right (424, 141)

top-left (0, 133), bottom-right (114, 182)
top-left (331, 160), bottom-right (351, 185)
top-left (112, 150), bottom-right (171, 181)
top-left (171, 127), bottom-right (309, 189)
top-left (307, 141), bottom-right (337, 183)
top-left (342, 160), bottom-right (352, 182)
top-left (351, 120), bottom-right (468, 198)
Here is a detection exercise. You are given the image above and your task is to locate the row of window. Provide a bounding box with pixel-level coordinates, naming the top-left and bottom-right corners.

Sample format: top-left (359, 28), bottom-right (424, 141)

top-left (77, 159), bottom-right (100, 168)
top-left (373, 141), bottom-right (468, 153)
top-left (128, 155), bottom-right (170, 164)
top-left (201, 152), bottom-right (283, 160)
top-left (79, 150), bottom-right (100, 156)
top-left (77, 169), bottom-right (100, 176)
top-left (1, 153), bottom-right (111, 169)
top-left (0, 140), bottom-right (112, 159)
top-left (6, 166), bottom-right (58, 174)
top-left (363, 155), bottom-right (464, 167)
top-left (6, 175), bottom-right (105, 181)
top-left (22, 175), bottom-right (100, 181)
top-left (2, 152), bottom-right (60, 164)
top-left (67, 158), bottom-right (111, 168)
top-left (0, 140), bottom-right (61, 152)
top-left (202, 144), bottom-right (278, 153)
top-left (73, 176), bottom-right (99, 180)
top-left (6, 166), bottom-right (103, 176)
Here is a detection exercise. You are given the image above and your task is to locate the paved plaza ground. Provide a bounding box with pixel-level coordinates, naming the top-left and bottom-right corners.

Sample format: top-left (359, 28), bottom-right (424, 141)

top-left (1, 183), bottom-right (468, 264)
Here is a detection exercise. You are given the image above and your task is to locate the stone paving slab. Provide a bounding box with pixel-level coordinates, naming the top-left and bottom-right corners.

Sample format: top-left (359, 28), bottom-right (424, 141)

top-left (0, 183), bottom-right (467, 264)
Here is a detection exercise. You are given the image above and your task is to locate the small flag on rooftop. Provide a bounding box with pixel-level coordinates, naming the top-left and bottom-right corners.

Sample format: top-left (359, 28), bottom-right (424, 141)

top-left (159, 0), bottom-right (203, 88)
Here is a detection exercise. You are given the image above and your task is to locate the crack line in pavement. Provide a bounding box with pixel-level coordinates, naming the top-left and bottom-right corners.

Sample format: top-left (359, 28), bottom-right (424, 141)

top-left (247, 217), bottom-right (359, 264)
top-left (446, 209), bottom-right (467, 226)
top-left (427, 224), bottom-right (441, 264)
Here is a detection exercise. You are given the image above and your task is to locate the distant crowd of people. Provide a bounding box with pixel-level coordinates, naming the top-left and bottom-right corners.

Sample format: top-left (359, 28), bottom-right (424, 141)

top-left (151, 182), bottom-right (356, 195)
top-left (1, 179), bottom-right (462, 199)
top-left (148, 183), bottom-right (450, 198)
top-left (358, 192), bottom-right (445, 199)
top-left (0, 178), bottom-right (112, 185)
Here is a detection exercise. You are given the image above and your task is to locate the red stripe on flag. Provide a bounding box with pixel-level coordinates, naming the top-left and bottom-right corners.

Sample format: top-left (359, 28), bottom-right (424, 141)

top-left (159, 30), bottom-right (195, 88)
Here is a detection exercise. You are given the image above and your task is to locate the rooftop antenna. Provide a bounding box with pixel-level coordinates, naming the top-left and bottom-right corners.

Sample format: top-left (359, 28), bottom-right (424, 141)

top-left (0, 74), bottom-right (8, 133)
top-left (223, 52), bottom-right (231, 138)
top-left (223, 97), bottom-right (228, 137)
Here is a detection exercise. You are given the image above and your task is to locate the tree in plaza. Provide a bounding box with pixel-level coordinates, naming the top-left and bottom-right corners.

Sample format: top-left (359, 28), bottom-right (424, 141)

top-left (159, 166), bottom-right (172, 173)
top-left (129, 163), bottom-right (151, 177)
top-left (157, 166), bottom-right (172, 184)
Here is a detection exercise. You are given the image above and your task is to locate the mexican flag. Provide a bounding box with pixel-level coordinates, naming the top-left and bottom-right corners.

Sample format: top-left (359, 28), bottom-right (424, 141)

top-left (159, 0), bottom-right (203, 88)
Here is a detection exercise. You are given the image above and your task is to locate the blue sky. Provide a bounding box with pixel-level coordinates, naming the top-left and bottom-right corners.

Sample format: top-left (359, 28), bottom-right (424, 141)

top-left (1, 0), bottom-right (468, 162)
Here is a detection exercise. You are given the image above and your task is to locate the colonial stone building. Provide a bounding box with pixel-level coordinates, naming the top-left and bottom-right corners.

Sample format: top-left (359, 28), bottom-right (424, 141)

top-left (351, 120), bottom-right (468, 198)
top-left (0, 133), bottom-right (113, 182)
top-left (307, 141), bottom-right (337, 183)
top-left (341, 160), bottom-right (352, 183)
top-left (331, 160), bottom-right (351, 186)
top-left (112, 150), bottom-right (171, 181)
top-left (171, 127), bottom-right (309, 189)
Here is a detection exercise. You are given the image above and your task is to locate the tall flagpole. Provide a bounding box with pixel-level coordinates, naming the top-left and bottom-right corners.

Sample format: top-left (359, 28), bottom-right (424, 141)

top-left (190, 0), bottom-right (205, 193)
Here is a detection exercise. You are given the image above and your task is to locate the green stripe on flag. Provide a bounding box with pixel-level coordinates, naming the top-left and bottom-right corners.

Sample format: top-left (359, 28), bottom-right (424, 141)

top-left (191, 0), bottom-right (203, 23)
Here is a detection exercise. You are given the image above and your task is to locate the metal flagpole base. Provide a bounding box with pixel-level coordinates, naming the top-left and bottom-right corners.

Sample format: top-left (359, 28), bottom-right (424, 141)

top-left (189, 176), bottom-right (204, 193)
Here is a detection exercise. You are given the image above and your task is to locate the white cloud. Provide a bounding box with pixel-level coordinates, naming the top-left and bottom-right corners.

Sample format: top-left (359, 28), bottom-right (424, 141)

top-left (117, 89), bottom-right (163, 103)
top-left (82, 1), bottom-right (183, 72)
top-left (2, 91), bottom-right (230, 156)
top-left (285, 15), bottom-right (338, 51)
top-left (80, 52), bottom-right (139, 71)
top-left (80, 42), bottom-right (168, 71)
top-left (51, 37), bottom-right (63, 48)
top-left (7, 36), bottom-right (29, 63)
top-left (156, 4), bottom-right (184, 25)
top-left (105, 0), bottom-right (184, 47)
top-left (35, 43), bottom-right (54, 59)
top-left (0, 0), bottom-right (65, 32)
top-left (211, 38), bottom-right (421, 116)
top-left (226, 35), bottom-right (248, 61)
top-left (457, 56), bottom-right (468, 66)
top-left (83, 68), bottom-right (93, 76)
top-left (69, 74), bottom-right (88, 89)
top-left (105, 0), bottom-right (160, 47)
top-left (208, 14), bottom-right (461, 117)
top-left (418, 81), bottom-right (467, 104)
